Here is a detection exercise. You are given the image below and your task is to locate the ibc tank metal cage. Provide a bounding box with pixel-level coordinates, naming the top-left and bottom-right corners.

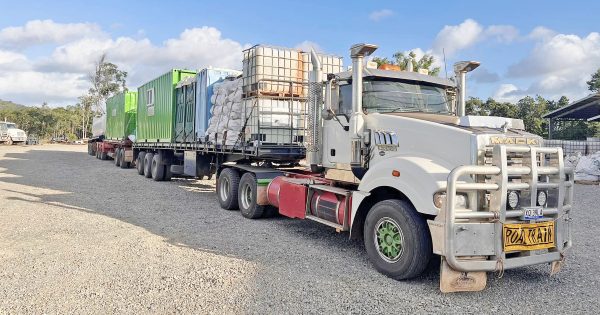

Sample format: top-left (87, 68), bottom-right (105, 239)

top-left (242, 45), bottom-right (308, 98)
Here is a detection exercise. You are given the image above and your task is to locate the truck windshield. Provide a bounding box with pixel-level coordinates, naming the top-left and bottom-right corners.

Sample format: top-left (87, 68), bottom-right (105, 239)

top-left (7, 123), bottom-right (16, 129)
top-left (362, 80), bottom-right (451, 114)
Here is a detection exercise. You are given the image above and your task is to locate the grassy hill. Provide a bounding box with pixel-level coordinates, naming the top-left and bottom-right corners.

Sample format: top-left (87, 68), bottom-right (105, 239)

top-left (0, 99), bottom-right (27, 111)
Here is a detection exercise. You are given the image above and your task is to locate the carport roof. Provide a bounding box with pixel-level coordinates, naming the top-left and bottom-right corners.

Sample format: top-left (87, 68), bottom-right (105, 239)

top-left (543, 93), bottom-right (600, 121)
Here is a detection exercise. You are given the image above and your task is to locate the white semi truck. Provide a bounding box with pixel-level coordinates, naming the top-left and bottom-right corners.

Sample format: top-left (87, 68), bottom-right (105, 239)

top-left (0, 121), bottom-right (28, 145)
top-left (113, 43), bottom-right (573, 292)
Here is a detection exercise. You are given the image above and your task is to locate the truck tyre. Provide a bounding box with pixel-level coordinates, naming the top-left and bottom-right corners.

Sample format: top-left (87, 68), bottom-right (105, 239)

top-left (137, 151), bottom-right (146, 175)
top-left (163, 163), bottom-right (172, 181)
top-left (114, 148), bottom-right (122, 167)
top-left (6, 137), bottom-right (13, 145)
top-left (217, 168), bottom-right (240, 210)
top-left (95, 148), bottom-right (100, 159)
top-left (238, 173), bottom-right (266, 219)
top-left (119, 149), bottom-right (129, 169)
top-left (87, 143), bottom-right (94, 155)
top-left (100, 151), bottom-right (108, 160)
top-left (363, 199), bottom-right (432, 280)
top-left (151, 153), bottom-right (165, 181)
top-left (144, 153), bottom-right (154, 178)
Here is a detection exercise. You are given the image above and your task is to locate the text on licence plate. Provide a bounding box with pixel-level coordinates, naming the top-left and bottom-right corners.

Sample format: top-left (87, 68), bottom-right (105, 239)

top-left (503, 221), bottom-right (555, 251)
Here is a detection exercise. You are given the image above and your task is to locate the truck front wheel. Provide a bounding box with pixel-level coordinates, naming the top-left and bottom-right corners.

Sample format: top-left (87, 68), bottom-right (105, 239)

top-left (364, 199), bottom-right (432, 280)
top-left (217, 168), bottom-right (240, 210)
top-left (238, 173), bottom-right (265, 219)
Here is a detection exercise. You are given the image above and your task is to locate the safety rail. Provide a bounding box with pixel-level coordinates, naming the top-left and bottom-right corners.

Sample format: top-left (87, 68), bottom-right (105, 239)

top-left (442, 145), bottom-right (574, 272)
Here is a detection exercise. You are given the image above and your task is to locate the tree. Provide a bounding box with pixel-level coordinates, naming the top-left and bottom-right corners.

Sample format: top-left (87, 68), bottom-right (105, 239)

top-left (372, 50), bottom-right (441, 76)
top-left (587, 68), bottom-right (600, 92)
top-left (79, 54), bottom-right (128, 138)
top-left (516, 96), bottom-right (548, 137)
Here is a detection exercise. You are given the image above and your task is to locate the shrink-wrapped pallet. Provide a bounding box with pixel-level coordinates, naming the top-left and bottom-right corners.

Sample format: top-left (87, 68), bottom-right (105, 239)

top-left (205, 78), bottom-right (245, 146)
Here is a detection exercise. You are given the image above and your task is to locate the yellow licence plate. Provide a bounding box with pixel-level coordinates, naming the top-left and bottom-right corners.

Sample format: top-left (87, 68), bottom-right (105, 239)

top-left (503, 221), bottom-right (555, 251)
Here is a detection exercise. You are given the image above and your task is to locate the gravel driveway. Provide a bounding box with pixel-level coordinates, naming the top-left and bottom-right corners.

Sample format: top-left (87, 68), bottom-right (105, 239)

top-left (0, 144), bottom-right (598, 314)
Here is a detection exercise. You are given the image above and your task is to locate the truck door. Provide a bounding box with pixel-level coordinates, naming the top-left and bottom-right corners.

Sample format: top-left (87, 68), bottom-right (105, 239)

top-left (323, 84), bottom-right (352, 166)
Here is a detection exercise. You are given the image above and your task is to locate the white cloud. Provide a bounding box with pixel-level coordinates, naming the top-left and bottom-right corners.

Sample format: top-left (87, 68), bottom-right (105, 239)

top-left (0, 50), bottom-right (31, 71)
top-left (369, 9), bottom-right (394, 22)
top-left (432, 19), bottom-right (484, 56)
top-left (0, 19), bottom-right (104, 49)
top-left (492, 83), bottom-right (522, 103)
top-left (0, 72), bottom-right (89, 105)
top-left (432, 19), bottom-right (520, 57)
top-left (0, 22), bottom-right (247, 106)
top-left (504, 30), bottom-right (600, 101)
top-left (485, 25), bottom-right (519, 43)
top-left (528, 26), bottom-right (557, 40)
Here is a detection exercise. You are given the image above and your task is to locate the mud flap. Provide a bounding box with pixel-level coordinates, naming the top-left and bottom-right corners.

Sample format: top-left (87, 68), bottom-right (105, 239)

top-left (440, 257), bottom-right (487, 293)
top-left (550, 254), bottom-right (565, 276)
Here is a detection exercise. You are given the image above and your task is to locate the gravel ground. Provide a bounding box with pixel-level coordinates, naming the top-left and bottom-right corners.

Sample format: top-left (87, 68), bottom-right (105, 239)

top-left (0, 144), bottom-right (598, 314)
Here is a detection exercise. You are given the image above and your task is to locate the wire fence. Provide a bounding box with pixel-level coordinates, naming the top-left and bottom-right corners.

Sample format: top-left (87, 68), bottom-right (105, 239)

top-left (544, 139), bottom-right (600, 156)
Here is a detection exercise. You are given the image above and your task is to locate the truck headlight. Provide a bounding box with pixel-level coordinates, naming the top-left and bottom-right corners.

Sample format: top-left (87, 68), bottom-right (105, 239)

top-left (433, 192), bottom-right (468, 209)
top-left (537, 191), bottom-right (547, 207)
top-left (507, 190), bottom-right (520, 209)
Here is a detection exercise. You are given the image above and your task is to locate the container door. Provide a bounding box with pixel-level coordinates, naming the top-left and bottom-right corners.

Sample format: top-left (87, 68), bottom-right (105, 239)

top-left (184, 83), bottom-right (196, 143)
top-left (175, 87), bottom-right (185, 142)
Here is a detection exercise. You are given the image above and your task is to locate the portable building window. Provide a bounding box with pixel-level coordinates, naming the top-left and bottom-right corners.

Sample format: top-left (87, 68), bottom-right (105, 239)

top-left (147, 88), bottom-right (155, 107)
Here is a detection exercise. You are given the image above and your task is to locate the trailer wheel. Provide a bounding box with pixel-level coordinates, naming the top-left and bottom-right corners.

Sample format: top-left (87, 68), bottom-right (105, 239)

top-left (151, 153), bottom-right (165, 181)
top-left (144, 153), bottom-right (154, 178)
top-left (95, 147), bottom-right (100, 159)
top-left (217, 168), bottom-right (240, 210)
top-left (238, 173), bottom-right (266, 219)
top-left (114, 148), bottom-right (122, 167)
top-left (363, 199), bottom-right (432, 280)
top-left (100, 151), bottom-right (108, 160)
top-left (87, 143), bottom-right (94, 155)
top-left (119, 149), bottom-right (129, 169)
top-left (137, 151), bottom-right (146, 175)
top-left (164, 163), bottom-right (172, 181)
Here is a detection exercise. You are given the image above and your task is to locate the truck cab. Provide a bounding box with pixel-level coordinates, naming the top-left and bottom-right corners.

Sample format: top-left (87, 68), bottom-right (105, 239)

top-left (304, 44), bottom-right (573, 291)
top-left (0, 122), bottom-right (27, 145)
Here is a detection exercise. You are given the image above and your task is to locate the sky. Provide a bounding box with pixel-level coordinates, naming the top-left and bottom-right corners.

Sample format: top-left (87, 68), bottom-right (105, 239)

top-left (1, 0), bottom-right (599, 107)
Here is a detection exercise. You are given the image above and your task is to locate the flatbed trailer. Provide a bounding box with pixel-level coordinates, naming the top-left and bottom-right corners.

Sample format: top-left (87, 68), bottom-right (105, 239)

top-left (89, 137), bottom-right (135, 168)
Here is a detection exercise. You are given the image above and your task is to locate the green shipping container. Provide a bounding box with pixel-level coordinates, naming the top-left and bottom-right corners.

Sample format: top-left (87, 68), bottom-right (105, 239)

top-left (136, 69), bottom-right (196, 142)
top-left (105, 91), bottom-right (137, 140)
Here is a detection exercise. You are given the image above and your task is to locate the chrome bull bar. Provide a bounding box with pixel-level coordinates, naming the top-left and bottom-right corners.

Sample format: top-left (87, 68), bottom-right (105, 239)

top-left (429, 145), bottom-right (574, 272)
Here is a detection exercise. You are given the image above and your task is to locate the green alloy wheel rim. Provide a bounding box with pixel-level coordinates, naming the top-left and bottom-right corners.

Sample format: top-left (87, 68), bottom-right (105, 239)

top-left (374, 217), bottom-right (404, 263)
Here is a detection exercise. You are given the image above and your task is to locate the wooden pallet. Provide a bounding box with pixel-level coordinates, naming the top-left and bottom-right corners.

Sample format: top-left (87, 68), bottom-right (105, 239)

top-left (574, 180), bottom-right (600, 185)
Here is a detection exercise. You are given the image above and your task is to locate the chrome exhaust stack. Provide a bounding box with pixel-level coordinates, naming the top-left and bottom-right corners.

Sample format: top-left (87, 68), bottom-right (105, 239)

top-left (307, 48), bottom-right (323, 170)
top-left (349, 43), bottom-right (377, 176)
top-left (453, 61), bottom-right (480, 117)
